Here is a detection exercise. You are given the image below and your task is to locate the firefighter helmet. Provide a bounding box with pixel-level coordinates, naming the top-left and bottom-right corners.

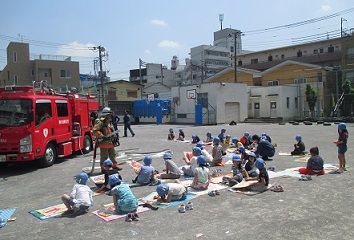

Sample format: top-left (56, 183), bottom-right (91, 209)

top-left (101, 107), bottom-right (112, 116)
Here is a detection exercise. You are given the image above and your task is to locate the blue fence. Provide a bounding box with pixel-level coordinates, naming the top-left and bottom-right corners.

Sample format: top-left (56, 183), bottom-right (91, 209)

top-left (133, 98), bottom-right (171, 118)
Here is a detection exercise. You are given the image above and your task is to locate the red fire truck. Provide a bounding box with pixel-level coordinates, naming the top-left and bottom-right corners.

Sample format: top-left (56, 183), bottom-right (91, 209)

top-left (0, 84), bottom-right (99, 167)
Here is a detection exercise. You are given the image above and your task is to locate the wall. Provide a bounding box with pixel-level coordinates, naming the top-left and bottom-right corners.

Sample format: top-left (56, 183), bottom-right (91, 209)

top-left (171, 82), bottom-right (248, 124)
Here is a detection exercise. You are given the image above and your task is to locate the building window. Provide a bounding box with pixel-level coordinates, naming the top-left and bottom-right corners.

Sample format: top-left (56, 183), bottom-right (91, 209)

top-left (251, 58), bottom-right (258, 64)
top-left (230, 46), bottom-right (234, 52)
top-left (295, 97), bottom-right (298, 109)
top-left (127, 91), bottom-right (137, 98)
top-left (287, 97), bottom-right (290, 108)
top-left (254, 82), bottom-right (262, 86)
top-left (294, 78), bottom-right (307, 84)
top-left (13, 51), bottom-right (17, 63)
top-left (31, 69), bottom-right (35, 76)
top-left (14, 75), bottom-right (18, 85)
top-left (346, 70), bottom-right (354, 83)
top-left (328, 46), bottom-right (334, 53)
top-left (297, 51), bottom-right (302, 57)
top-left (60, 70), bottom-right (71, 78)
top-left (267, 80), bottom-right (279, 86)
top-left (319, 48), bottom-right (323, 53)
top-left (177, 114), bottom-right (187, 118)
top-left (268, 55), bottom-right (273, 61)
top-left (281, 54), bottom-right (285, 59)
top-left (347, 47), bottom-right (354, 58)
top-left (238, 60), bottom-right (242, 66)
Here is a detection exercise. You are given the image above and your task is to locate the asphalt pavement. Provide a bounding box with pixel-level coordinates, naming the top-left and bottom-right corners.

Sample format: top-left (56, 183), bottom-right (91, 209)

top-left (1, 122), bottom-right (353, 240)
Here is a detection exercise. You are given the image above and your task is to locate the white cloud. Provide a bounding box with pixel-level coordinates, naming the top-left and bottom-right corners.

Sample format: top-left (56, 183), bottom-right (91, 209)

top-left (144, 49), bottom-right (151, 54)
top-left (150, 19), bottom-right (168, 27)
top-left (321, 5), bottom-right (331, 12)
top-left (158, 40), bottom-right (181, 48)
top-left (57, 41), bottom-right (97, 58)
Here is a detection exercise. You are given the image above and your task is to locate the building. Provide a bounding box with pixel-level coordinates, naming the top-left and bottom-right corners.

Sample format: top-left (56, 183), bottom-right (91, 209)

top-left (179, 28), bottom-right (245, 85)
top-left (130, 63), bottom-right (176, 87)
top-left (84, 80), bottom-right (142, 112)
top-left (0, 42), bottom-right (80, 90)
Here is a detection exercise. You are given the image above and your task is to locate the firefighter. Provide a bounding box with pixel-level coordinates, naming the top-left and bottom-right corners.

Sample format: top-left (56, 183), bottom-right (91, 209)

top-left (93, 107), bottom-right (122, 173)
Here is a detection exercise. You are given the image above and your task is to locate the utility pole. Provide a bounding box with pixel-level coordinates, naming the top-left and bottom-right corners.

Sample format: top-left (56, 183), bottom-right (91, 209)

top-left (91, 46), bottom-right (106, 108)
top-left (234, 33), bottom-right (237, 83)
top-left (219, 14), bottom-right (224, 30)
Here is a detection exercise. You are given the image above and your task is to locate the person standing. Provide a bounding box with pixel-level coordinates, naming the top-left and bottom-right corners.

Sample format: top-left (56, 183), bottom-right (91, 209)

top-left (333, 122), bottom-right (348, 173)
top-left (123, 110), bottom-right (135, 137)
top-left (93, 107), bottom-right (121, 173)
top-left (111, 111), bottom-right (120, 137)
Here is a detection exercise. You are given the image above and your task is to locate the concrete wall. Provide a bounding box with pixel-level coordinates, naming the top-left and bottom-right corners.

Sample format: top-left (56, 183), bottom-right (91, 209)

top-left (171, 82), bottom-right (248, 124)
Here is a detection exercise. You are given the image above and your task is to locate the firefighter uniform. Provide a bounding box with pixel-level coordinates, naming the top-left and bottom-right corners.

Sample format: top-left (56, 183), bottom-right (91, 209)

top-left (92, 108), bottom-right (119, 170)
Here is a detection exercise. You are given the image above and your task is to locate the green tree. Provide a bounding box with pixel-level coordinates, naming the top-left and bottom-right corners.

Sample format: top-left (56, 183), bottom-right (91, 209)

top-left (341, 79), bottom-right (354, 117)
top-left (305, 84), bottom-right (318, 117)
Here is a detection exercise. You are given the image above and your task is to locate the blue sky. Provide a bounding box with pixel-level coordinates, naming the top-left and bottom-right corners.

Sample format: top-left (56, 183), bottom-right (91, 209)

top-left (0, 0), bottom-right (353, 81)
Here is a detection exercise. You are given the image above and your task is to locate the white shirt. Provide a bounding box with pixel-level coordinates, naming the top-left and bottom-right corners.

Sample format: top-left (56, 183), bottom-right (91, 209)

top-left (70, 184), bottom-right (93, 206)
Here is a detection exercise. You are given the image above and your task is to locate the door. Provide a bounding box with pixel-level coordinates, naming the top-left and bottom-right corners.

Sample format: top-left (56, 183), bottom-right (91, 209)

top-left (225, 102), bottom-right (240, 123)
top-left (270, 101), bottom-right (277, 118)
top-left (254, 102), bottom-right (260, 118)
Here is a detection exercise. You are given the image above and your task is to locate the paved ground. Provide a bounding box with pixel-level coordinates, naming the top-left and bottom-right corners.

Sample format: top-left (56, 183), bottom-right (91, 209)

top-left (1, 123), bottom-right (354, 240)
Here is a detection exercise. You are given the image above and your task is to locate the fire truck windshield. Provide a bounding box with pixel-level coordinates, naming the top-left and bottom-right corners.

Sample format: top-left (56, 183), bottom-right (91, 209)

top-left (0, 99), bottom-right (33, 127)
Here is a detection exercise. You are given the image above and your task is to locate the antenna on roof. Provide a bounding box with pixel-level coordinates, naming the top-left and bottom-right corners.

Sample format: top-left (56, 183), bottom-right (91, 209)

top-left (219, 14), bottom-right (224, 30)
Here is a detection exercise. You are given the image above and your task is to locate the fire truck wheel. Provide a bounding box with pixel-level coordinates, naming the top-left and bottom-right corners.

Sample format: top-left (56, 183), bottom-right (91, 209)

top-left (38, 143), bottom-right (56, 167)
top-left (82, 135), bottom-right (92, 154)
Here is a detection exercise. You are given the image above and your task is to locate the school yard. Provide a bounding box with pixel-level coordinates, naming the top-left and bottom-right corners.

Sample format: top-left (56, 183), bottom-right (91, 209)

top-left (1, 123), bottom-right (353, 240)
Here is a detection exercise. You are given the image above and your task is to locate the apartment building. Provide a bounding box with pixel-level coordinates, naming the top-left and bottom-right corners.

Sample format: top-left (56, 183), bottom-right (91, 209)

top-left (0, 42), bottom-right (80, 90)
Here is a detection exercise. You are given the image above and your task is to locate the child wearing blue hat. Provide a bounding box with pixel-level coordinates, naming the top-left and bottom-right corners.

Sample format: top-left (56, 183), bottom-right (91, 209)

top-left (291, 135), bottom-right (306, 155)
top-left (240, 132), bottom-right (251, 148)
top-left (61, 172), bottom-right (93, 215)
top-left (133, 156), bottom-right (159, 185)
top-left (333, 122), bottom-right (348, 173)
top-left (222, 155), bottom-right (245, 186)
top-left (182, 147), bottom-right (202, 177)
top-left (246, 158), bottom-right (269, 192)
top-left (243, 152), bottom-right (259, 178)
top-left (211, 137), bottom-right (225, 166)
top-left (218, 128), bottom-right (226, 143)
top-left (204, 131), bottom-right (213, 145)
top-left (167, 128), bottom-right (175, 140)
top-left (107, 175), bottom-right (139, 221)
top-left (96, 159), bottom-right (122, 193)
top-left (191, 135), bottom-right (201, 144)
top-left (156, 180), bottom-right (188, 203)
top-left (177, 128), bottom-right (185, 141)
top-left (191, 156), bottom-right (210, 190)
top-left (160, 152), bottom-right (181, 179)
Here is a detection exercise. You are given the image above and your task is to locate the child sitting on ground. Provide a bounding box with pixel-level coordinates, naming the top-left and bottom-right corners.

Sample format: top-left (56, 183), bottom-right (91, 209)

top-left (211, 137), bottom-right (225, 166)
top-left (62, 172), bottom-right (93, 215)
top-left (178, 128), bottom-right (185, 141)
top-left (133, 156), bottom-right (159, 185)
top-left (204, 131), bottom-right (213, 145)
top-left (218, 128), bottom-right (226, 143)
top-left (156, 180), bottom-right (188, 203)
top-left (196, 141), bottom-right (213, 164)
top-left (190, 155), bottom-right (210, 190)
top-left (240, 132), bottom-right (251, 149)
top-left (96, 159), bottom-right (122, 193)
top-left (224, 134), bottom-right (231, 145)
top-left (160, 152), bottom-right (181, 179)
top-left (299, 146), bottom-right (324, 175)
top-left (182, 147), bottom-right (202, 177)
top-left (291, 135), bottom-right (306, 155)
top-left (167, 128), bottom-right (175, 140)
top-left (243, 152), bottom-right (259, 178)
top-left (191, 135), bottom-right (201, 144)
top-left (246, 158), bottom-right (269, 192)
top-left (222, 155), bottom-right (244, 187)
top-left (107, 175), bottom-right (139, 221)
top-left (230, 137), bottom-right (243, 148)
top-left (236, 146), bottom-right (249, 165)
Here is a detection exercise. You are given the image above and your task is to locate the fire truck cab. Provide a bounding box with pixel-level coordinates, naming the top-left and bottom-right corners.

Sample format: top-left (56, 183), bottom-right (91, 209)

top-left (0, 84), bottom-right (99, 167)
